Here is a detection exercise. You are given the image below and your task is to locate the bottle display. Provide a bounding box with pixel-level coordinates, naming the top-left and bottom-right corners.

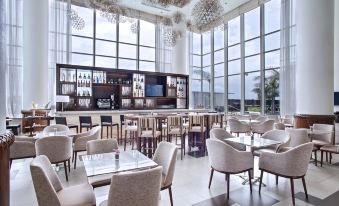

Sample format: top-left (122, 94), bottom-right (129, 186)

top-left (77, 70), bottom-right (92, 97)
top-left (133, 73), bottom-right (145, 98)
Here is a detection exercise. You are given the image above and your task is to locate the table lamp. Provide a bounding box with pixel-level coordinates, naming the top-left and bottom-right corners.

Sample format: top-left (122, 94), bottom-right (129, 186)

top-left (56, 95), bottom-right (69, 112)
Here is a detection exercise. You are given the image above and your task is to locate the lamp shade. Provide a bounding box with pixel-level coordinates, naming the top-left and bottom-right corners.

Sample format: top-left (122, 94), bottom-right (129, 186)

top-left (56, 95), bottom-right (70, 103)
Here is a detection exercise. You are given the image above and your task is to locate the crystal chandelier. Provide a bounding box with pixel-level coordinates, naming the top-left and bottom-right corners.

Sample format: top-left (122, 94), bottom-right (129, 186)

top-left (68, 9), bottom-right (85, 30)
top-left (143, 0), bottom-right (189, 8)
top-left (163, 28), bottom-right (181, 47)
top-left (190, 0), bottom-right (224, 33)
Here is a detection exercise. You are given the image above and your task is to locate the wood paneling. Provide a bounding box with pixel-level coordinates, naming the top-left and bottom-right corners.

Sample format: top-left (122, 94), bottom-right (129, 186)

top-left (294, 114), bottom-right (336, 129)
top-left (0, 131), bottom-right (14, 206)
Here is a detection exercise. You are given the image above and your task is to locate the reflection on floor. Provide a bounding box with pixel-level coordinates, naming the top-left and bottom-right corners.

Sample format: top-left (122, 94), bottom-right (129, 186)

top-left (10, 144), bottom-right (339, 206)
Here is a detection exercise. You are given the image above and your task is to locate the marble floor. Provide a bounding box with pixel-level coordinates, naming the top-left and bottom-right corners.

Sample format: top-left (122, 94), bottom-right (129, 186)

top-left (10, 144), bottom-right (339, 206)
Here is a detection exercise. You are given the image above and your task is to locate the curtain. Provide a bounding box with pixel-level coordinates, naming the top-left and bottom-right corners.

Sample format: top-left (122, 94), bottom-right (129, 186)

top-left (4, 0), bottom-right (23, 118)
top-left (0, 0), bottom-right (6, 131)
top-left (48, 0), bottom-right (70, 109)
top-left (156, 22), bottom-right (172, 73)
top-left (279, 0), bottom-right (296, 116)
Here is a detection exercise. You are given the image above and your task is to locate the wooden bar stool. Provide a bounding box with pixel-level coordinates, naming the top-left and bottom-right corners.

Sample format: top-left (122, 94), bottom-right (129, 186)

top-left (100, 115), bottom-right (119, 139)
top-left (188, 114), bottom-right (207, 156)
top-left (138, 117), bottom-right (161, 158)
top-left (79, 116), bottom-right (99, 133)
top-left (55, 116), bottom-right (78, 133)
top-left (120, 115), bottom-right (125, 144)
top-left (167, 115), bottom-right (186, 160)
top-left (124, 118), bottom-right (138, 151)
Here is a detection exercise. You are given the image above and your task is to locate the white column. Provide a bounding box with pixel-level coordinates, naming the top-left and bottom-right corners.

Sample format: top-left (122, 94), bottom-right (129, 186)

top-left (23, 0), bottom-right (49, 109)
top-left (295, 0), bottom-right (334, 115)
top-left (172, 23), bottom-right (187, 75)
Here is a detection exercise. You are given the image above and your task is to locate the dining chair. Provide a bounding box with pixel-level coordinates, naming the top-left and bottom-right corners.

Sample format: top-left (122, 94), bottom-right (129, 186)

top-left (251, 119), bottom-right (275, 136)
top-left (55, 116), bottom-right (78, 133)
top-left (35, 135), bottom-right (72, 181)
top-left (138, 117), bottom-right (161, 157)
top-left (251, 130), bottom-right (290, 157)
top-left (73, 126), bottom-right (101, 169)
top-left (274, 122), bottom-right (286, 130)
top-left (30, 155), bottom-right (96, 206)
top-left (153, 142), bottom-right (178, 206)
top-left (79, 116), bottom-right (99, 133)
top-left (100, 115), bottom-right (119, 139)
top-left (167, 115), bottom-right (186, 160)
top-left (43, 124), bottom-right (70, 133)
top-left (10, 136), bottom-right (37, 167)
top-left (209, 128), bottom-right (246, 151)
top-left (228, 118), bottom-right (251, 137)
top-left (86, 139), bottom-right (118, 155)
top-left (259, 142), bottom-right (314, 205)
top-left (99, 166), bottom-right (162, 206)
top-left (206, 139), bottom-right (253, 200)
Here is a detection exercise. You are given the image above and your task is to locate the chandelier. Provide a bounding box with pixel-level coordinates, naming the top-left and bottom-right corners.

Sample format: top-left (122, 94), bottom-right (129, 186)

top-left (190, 0), bottom-right (224, 33)
top-left (163, 28), bottom-right (182, 47)
top-left (143, 0), bottom-right (189, 8)
top-left (68, 9), bottom-right (85, 30)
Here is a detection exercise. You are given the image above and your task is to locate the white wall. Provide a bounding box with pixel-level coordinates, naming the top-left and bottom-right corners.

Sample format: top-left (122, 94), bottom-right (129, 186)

top-left (334, 0), bottom-right (339, 111)
top-left (171, 22), bottom-right (188, 75)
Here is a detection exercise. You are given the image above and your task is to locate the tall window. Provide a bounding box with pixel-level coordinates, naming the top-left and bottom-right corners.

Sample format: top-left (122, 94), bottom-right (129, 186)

top-left (190, 0), bottom-right (281, 114)
top-left (71, 5), bottom-right (156, 71)
top-left (191, 33), bottom-right (203, 107)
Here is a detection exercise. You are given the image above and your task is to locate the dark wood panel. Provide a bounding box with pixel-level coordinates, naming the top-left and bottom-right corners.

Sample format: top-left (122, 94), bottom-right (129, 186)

top-left (294, 114), bottom-right (336, 129)
top-left (0, 131), bottom-right (14, 206)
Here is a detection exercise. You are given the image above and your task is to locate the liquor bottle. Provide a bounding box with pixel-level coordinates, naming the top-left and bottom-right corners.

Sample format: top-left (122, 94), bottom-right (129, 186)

top-left (99, 75), bottom-right (102, 83)
top-left (87, 74), bottom-right (90, 79)
top-left (141, 77), bottom-right (143, 83)
top-left (141, 91), bottom-right (143, 97)
top-left (82, 90), bottom-right (85, 96)
top-left (78, 80), bottom-right (80, 87)
top-left (77, 91), bottom-right (80, 96)
top-left (93, 73), bottom-right (96, 83)
top-left (79, 73), bottom-right (82, 79)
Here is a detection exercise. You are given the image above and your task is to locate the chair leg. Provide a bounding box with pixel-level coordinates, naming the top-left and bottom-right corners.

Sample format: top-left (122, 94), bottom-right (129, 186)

top-left (168, 186), bottom-right (173, 206)
top-left (330, 153), bottom-right (332, 164)
top-left (10, 159), bottom-right (12, 168)
top-left (124, 130), bottom-right (127, 151)
top-left (276, 175), bottom-right (279, 185)
top-left (101, 126), bottom-right (103, 139)
top-left (314, 150), bottom-right (318, 166)
top-left (68, 159), bottom-right (71, 172)
top-left (76, 126), bottom-right (78, 134)
top-left (64, 161), bottom-right (68, 181)
top-left (259, 170), bottom-right (264, 194)
top-left (326, 152), bottom-right (328, 162)
top-left (208, 168), bottom-right (214, 189)
top-left (290, 178), bottom-right (295, 205)
top-left (302, 176), bottom-right (308, 199)
top-left (74, 152), bottom-right (77, 169)
top-left (116, 125), bottom-right (119, 140)
top-left (248, 170), bottom-right (252, 194)
top-left (226, 174), bottom-right (230, 200)
top-left (72, 151), bottom-right (74, 162)
top-left (321, 150), bottom-right (323, 167)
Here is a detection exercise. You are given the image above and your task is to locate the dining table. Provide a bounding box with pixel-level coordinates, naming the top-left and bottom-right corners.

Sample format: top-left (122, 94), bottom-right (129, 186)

top-left (35, 130), bottom-right (77, 138)
top-left (81, 150), bottom-right (158, 187)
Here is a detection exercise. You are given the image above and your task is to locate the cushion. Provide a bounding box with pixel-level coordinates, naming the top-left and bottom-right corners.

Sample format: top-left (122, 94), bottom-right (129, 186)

top-left (190, 126), bottom-right (206, 133)
top-left (169, 128), bottom-right (184, 135)
top-left (320, 145), bottom-right (339, 153)
top-left (58, 183), bottom-right (96, 206)
top-left (312, 140), bottom-right (330, 147)
top-left (125, 125), bottom-right (138, 132)
top-left (253, 148), bottom-right (276, 157)
top-left (141, 130), bottom-right (161, 138)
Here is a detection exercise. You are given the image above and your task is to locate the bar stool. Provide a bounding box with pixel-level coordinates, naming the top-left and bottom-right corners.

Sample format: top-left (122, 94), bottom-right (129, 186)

top-left (124, 117), bottom-right (138, 151)
top-left (167, 115), bottom-right (186, 160)
top-left (55, 116), bottom-right (78, 133)
top-left (100, 115), bottom-right (119, 139)
top-left (188, 114), bottom-right (207, 156)
top-left (138, 117), bottom-right (161, 158)
top-left (120, 115), bottom-right (125, 144)
top-left (79, 116), bottom-right (99, 133)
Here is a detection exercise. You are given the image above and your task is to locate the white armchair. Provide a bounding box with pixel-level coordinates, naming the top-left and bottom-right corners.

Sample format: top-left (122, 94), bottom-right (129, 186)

top-left (228, 118), bottom-right (251, 136)
top-left (10, 136), bottom-right (37, 167)
top-left (311, 123), bottom-right (334, 147)
top-left (73, 126), bottom-right (101, 169)
top-left (206, 139), bottom-right (253, 200)
top-left (209, 128), bottom-right (246, 151)
top-left (252, 130), bottom-right (290, 157)
top-left (251, 120), bottom-right (275, 135)
top-left (259, 142), bottom-right (314, 205)
top-left (43, 124), bottom-right (70, 133)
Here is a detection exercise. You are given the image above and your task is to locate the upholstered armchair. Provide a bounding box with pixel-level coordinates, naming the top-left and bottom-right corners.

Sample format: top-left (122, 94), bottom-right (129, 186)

top-left (153, 142), bottom-right (178, 206)
top-left (252, 130), bottom-right (290, 157)
top-left (274, 122), bottom-right (286, 130)
top-left (251, 120), bottom-right (275, 135)
top-left (86, 139), bottom-right (118, 155)
top-left (310, 124), bottom-right (334, 147)
top-left (73, 126), bottom-right (101, 169)
top-left (100, 166), bottom-right (162, 206)
top-left (259, 142), bottom-right (314, 205)
top-left (206, 139), bottom-right (253, 200)
top-left (43, 124), bottom-right (70, 133)
top-left (30, 155), bottom-right (96, 206)
top-left (10, 136), bottom-right (37, 166)
top-left (35, 136), bottom-right (72, 181)
top-left (228, 118), bottom-right (251, 136)
top-left (209, 128), bottom-right (246, 151)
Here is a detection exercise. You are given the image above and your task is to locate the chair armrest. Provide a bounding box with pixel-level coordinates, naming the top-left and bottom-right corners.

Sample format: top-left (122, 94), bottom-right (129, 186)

top-left (10, 141), bottom-right (36, 159)
top-left (15, 136), bottom-right (37, 143)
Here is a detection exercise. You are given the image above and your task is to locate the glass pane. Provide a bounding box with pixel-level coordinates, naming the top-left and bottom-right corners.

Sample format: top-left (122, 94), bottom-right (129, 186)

top-left (228, 60), bottom-right (241, 75)
top-left (203, 79), bottom-right (210, 92)
top-left (95, 56), bottom-right (116, 68)
top-left (203, 79), bottom-right (210, 108)
top-left (244, 7), bottom-right (260, 40)
top-left (265, 32), bottom-right (280, 51)
top-left (96, 12), bottom-right (116, 41)
top-left (71, 54), bottom-right (93, 66)
top-left (119, 43), bottom-right (136, 59)
top-left (139, 47), bottom-right (155, 61)
top-left (265, 69), bottom-right (280, 114)
top-left (214, 63), bottom-right (224, 77)
top-left (245, 72), bottom-right (261, 113)
top-left (192, 79), bottom-right (201, 92)
top-left (228, 75), bottom-right (241, 112)
top-left (214, 77), bottom-right (224, 107)
top-left (95, 40), bottom-right (116, 56)
top-left (202, 32), bottom-right (211, 54)
top-left (119, 59), bottom-right (136, 70)
top-left (265, 50), bottom-right (280, 69)
top-left (203, 54), bottom-right (211, 67)
top-left (192, 79), bottom-right (202, 107)
top-left (72, 36), bottom-right (93, 54)
top-left (139, 61), bottom-right (155, 72)
top-left (192, 67), bottom-right (201, 79)
top-left (193, 55), bottom-right (201, 67)
top-left (214, 28), bottom-right (224, 50)
top-left (192, 33), bottom-right (201, 55)
top-left (228, 44), bottom-right (240, 60)
top-left (228, 16), bottom-right (240, 45)
top-left (265, 0), bottom-right (281, 34)
top-left (72, 5), bottom-right (93, 37)
top-left (140, 20), bottom-right (155, 47)
top-left (245, 38), bottom-right (260, 56)
top-left (119, 21), bottom-right (137, 44)
top-left (202, 66), bottom-right (211, 79)
top-left (214, 49), bottom-right (224, 64)
top-left (245, 54), bottom-right (260, 72)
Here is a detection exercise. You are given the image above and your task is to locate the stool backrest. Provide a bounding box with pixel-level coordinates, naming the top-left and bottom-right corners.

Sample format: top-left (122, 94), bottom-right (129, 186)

top-left (208, 114), bottom-right (223, 129)
top-left (100, 115), bottom-right (112, 123)
top-left (79, 116), bottom-right (92, 124)
top-left (55, 117), bottom-right (67, 125)
top-left (188, 115), bottom-right (205, 130)
top-left (120, 115), bottom-right (125, 123)
top-left (138, 117), bottom-right (157, 136)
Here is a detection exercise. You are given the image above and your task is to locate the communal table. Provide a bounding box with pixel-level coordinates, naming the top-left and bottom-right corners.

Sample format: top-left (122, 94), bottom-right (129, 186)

top-left (81, 150), bottom-right (157, 187)
top-left (35, 130), bottom-right (77, 138)
top-left (225, 136), bottom-right (281, 186)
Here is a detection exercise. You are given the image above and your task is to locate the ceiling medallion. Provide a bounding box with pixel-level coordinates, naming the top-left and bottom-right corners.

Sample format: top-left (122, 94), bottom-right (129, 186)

top-left (190, 0), bottom-right (225, 33)
top-left (172, 11), bottom-right (184, 24)
top-left (68, 9), bottom-right (85, 30)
